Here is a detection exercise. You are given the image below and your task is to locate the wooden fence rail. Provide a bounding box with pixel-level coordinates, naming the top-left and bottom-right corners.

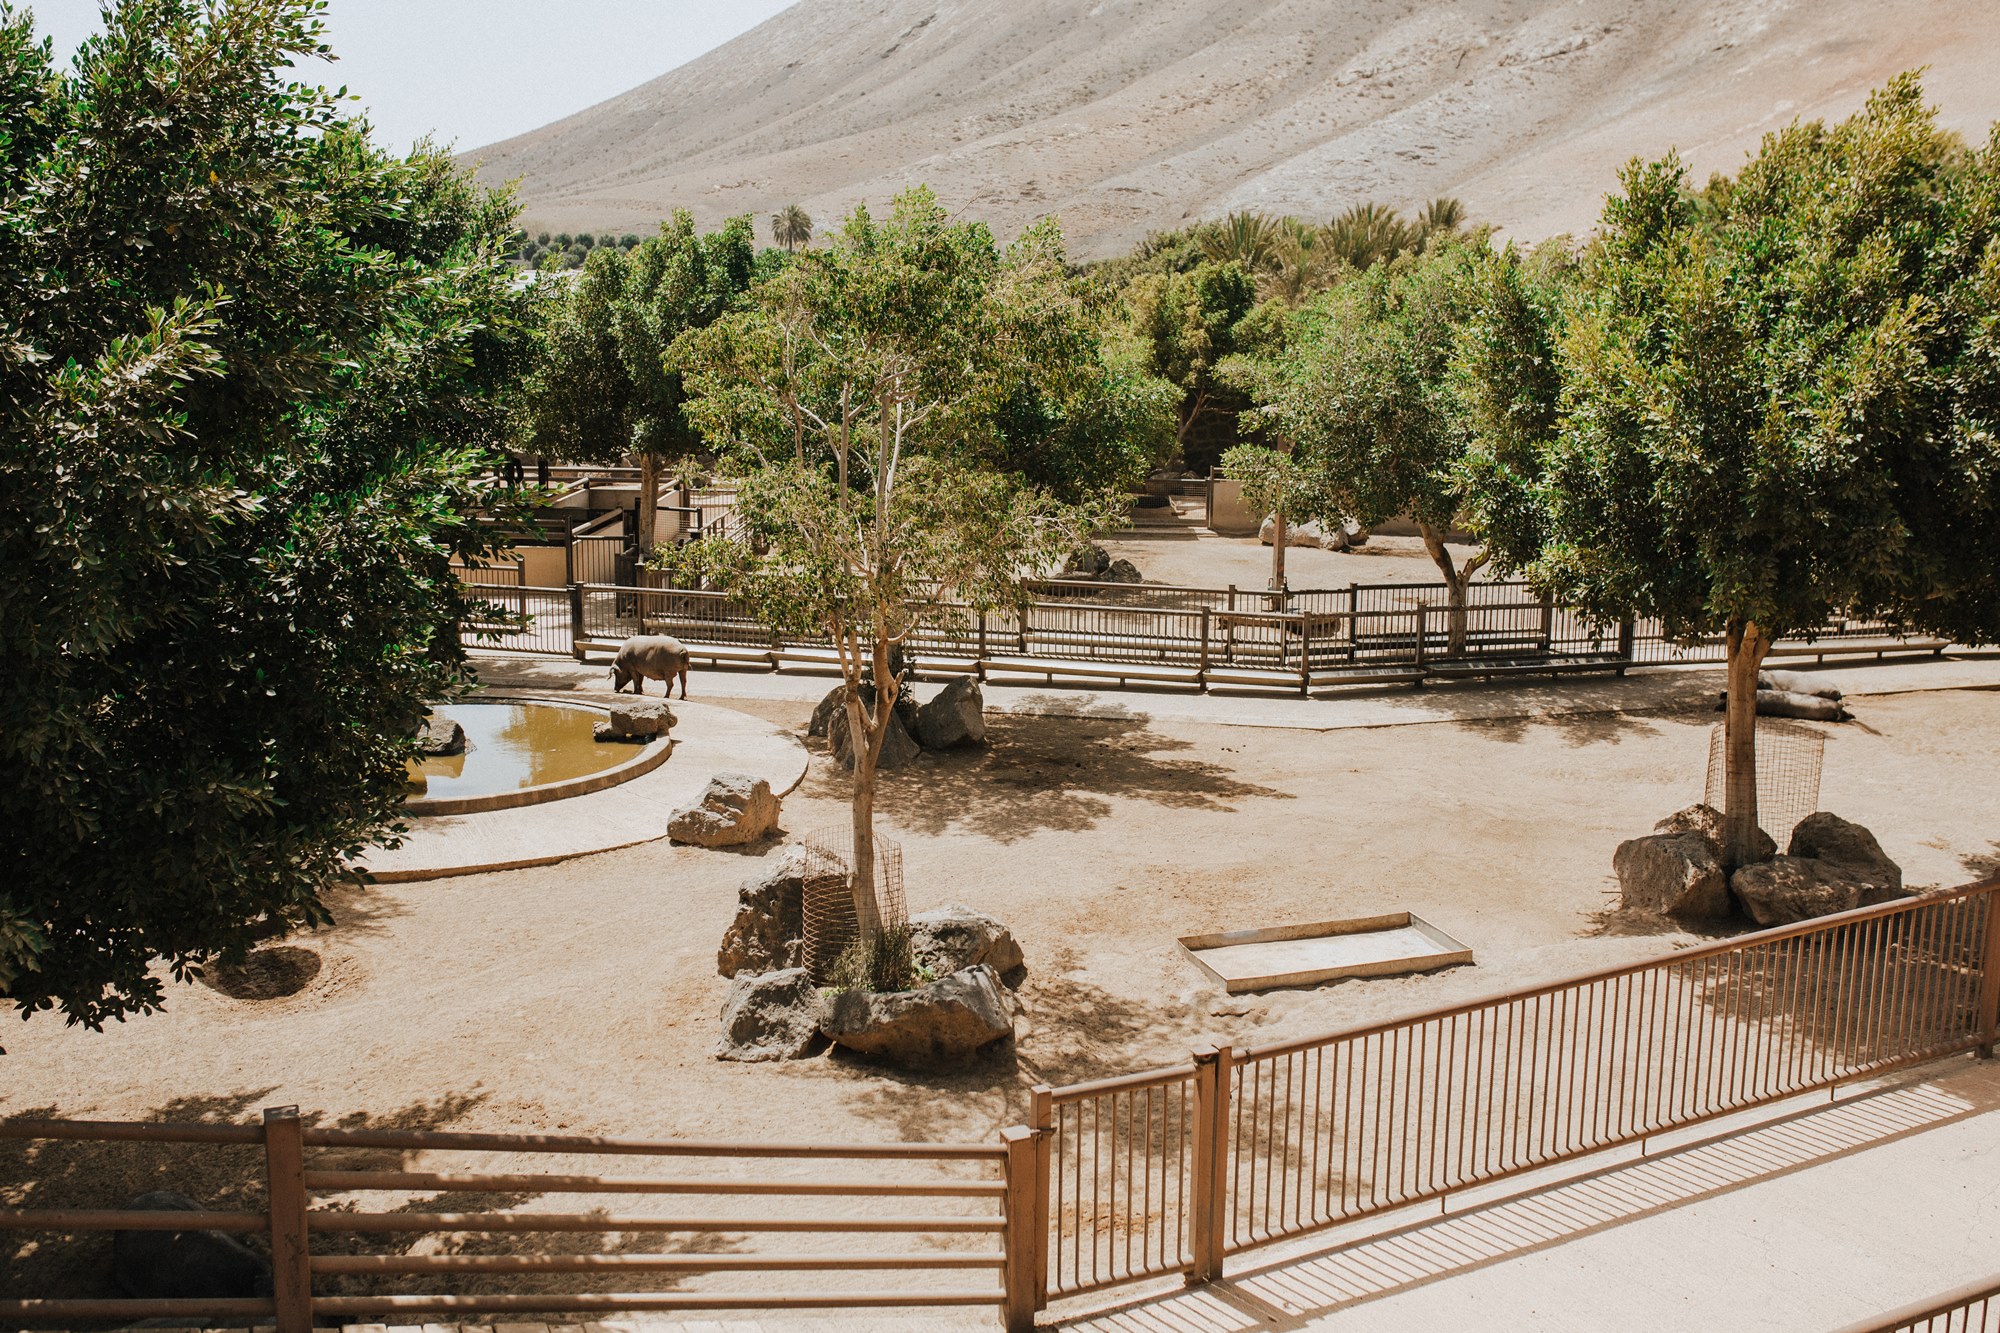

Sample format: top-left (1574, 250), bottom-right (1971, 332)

top-left (6, 880), bottom-right (1995, 1331)
top-left (1836, 1273), bottom-right (2000, 1332)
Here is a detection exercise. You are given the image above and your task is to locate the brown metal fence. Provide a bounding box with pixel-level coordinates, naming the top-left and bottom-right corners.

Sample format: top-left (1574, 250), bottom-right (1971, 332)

top-left (1838, 1275), bottom-right (2000, 1332)
top-left (15, 883), bottom-right (1991, 1329)
top-left (547, 577), bottom-right (1946, 689)
top-left (1037, 880), bottom-right (2000, 1301)
top-left (461, 585), bottom-right (574, 656)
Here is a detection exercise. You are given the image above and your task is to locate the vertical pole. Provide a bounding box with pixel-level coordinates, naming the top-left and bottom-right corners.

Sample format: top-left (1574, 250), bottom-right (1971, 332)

top-left (978, 610), bottom-right (989, 671)
top-left (1978, 889), bottom-right (2000, 1059)
top-left (1618, 614), bottom-right (1636, 675)
top-left (263, 1106), bottom-right (312, 1333)
top-left (568, 583), bottom-right (586, 661)
top-left (1298, 615), bottom-right (1311, 697)
top-left (1349, 582), bottom-right (1360, 662)
top-left (1001, 1125), bottom-right (1039, 1332)
top-left (1198, 608), bottom-right (1212, 692)
top-left (1030, 1086), bottom-right (1055, 1305)
top-left (1539, 589), bottom-right (1554, 652)
top-left (1187, 1044), bottom-right (1234, 1285)
top-left (1415, 602), bottom-right (1429, 672)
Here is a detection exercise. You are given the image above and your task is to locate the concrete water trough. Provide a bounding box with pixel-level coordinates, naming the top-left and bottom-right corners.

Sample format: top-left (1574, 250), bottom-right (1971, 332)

top-left (1179, 911), bottom-right (1472, 993)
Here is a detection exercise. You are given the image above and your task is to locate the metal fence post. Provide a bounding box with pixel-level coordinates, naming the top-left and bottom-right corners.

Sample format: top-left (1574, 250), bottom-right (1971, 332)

top-left (1198, 608), bottom-right (1212, 691)
top-left (1978, 889), bottom-right (2000, 1058)
top-left (1001, 1125), bottom-right (1039, 1332)
top-left (263, 1106), bottom-right (312, 1333)
top-left (1030, 1086), bottom-right (1054, 1305)
top-left (1618, 614), bottom-right (1636, 673)
top-left (1188, 1043), bottom-right (1233, 1284)
top-left (1297, 616), bottom-right (1311, 697)
top-left (1414, 602), bottom-right (1429, 673)
top-left (567, 583), bottom-right (586, 660)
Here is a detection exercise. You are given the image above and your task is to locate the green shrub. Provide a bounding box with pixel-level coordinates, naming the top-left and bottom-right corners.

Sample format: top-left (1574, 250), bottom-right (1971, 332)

top-left (825, 923), bottom-right (930, 994)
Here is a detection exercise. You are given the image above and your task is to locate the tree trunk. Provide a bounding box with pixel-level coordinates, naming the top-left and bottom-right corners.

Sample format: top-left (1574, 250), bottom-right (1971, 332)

top-left (842, 635), bottom-right (899, 939)
top-left (1270, 510), bottom-right (1287, 591)
top-left (635, 452), bottom-right (660, 556)
top-left (1417, 522), bottom-right (1468, 658)
top-left (1723, 618), bottom-right (1773, 869)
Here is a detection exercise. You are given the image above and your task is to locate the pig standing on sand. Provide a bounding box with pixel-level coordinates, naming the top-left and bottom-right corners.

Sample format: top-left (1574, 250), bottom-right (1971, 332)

top-left (610, 635), bottom-right (691, 699)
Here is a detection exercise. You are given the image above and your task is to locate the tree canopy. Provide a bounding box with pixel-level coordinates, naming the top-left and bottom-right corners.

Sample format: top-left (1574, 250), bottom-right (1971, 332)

top-left (0, 0), bottom-right (532, 1029)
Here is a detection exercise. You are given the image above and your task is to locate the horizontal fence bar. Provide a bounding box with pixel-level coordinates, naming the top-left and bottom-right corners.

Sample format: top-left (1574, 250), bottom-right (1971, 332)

top-left (311, 1251), bottom-right (1008, 1274)
top-left (299, 1124), bottom-right (1004, 1158)
top-left (1049, 1063), bottom-right (1197, 1103)
top-left (0, 1299), bottom-right (275, 1320)
top-left (311, 1291), bottom-right (1005, 1314)
top-left (306, 1210), bottom-right (1007, 1234)
top-left (0, 1208), bottom-right (266, 1232)
top-left (303, 1168), bottom-right (1005, 1197)
top-left (0, 1118), bottom-right (263, 1144)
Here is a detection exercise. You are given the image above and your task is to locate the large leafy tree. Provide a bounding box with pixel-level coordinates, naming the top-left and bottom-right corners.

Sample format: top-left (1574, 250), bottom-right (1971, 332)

top-left (1228, 241), bottom-right (1499, 654)
top-left (523, 210), bottom-right (754, 553)
top-left (664, 191), bottom-right (1115, 931)
top-left (1124, 259), bottom-right (1263, 467)
top-left (1468, 76), bottom-right (2000, 865)
top-left (0, 0), bottom-right (533, 1029)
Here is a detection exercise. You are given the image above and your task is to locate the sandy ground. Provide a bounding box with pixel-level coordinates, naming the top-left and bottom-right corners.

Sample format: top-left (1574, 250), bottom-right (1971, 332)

top-left (1099, 501), bottom-right (1491, 590)
top-left (473, 0), bottom-right (2000, 255)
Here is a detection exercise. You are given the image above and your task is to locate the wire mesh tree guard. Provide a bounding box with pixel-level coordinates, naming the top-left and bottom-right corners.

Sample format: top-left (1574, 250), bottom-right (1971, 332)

top-left (1704, 718), bottom-right (1826, 848)
top-left (800, 825), bottom-right (909, 983)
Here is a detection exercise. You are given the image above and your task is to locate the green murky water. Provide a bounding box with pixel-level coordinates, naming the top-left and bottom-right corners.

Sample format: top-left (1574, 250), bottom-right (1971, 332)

top-left (408, 702), bottom-right (632, 800)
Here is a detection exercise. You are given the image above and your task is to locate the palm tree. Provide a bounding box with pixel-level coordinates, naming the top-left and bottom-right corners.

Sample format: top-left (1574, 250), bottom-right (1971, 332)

top-left (771, 203), bottom-right (813, 253)
top-left (1260, 219), bottom-right (1346, 304)
top-left (1324, 203), bottom-right (1415, 271)
top-left (1199, 210), bottom-right (1284, 272)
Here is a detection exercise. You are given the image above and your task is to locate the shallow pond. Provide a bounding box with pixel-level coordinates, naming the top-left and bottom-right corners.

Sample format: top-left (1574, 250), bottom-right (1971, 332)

top-left (408, 702), bottom-right (634, 800)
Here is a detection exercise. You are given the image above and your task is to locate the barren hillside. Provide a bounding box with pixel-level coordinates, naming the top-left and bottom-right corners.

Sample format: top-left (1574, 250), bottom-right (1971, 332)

top-left (467, 0), bottom-right (2000, 257)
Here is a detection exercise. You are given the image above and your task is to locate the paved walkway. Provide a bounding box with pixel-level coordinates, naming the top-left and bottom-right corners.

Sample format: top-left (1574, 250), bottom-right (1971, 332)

top-left (473, 650), bottom-right (2000, 735)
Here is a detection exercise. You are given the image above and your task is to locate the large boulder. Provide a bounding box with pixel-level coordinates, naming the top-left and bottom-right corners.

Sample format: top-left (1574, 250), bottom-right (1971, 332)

top-left (715, 967), bottom-right (824, 1062)
top-left (820, 964), bottom-right (1015, 1067)
top-left (416, 713), bottom-right (465, 756)
top-left (1613, 833), bottom-right (1732, 922)
top-left (1258, 516), bottom-right (1347, 550)
top-left (916, 677), bottom-right (988, 750)
top-left (717, 847), bottom-right (806, 978)
top-left (831, 706), bottom-right (921, 772)
top-left (669, 773), bottom-right (781, 848)
top-left (1730, 857), bottom-right (1866, 927)
top-left (1063, 544), bottom-right (1112, 579)
top-left (1759, 669), bottom-right (1842, 701)
top-left (1103, 558), bottom-right (1144, 584)
top-left (595, 698), bottom-right (675, 742)
top-left (112, 1191), bottom-right (272, 1300)
top-left (1655, 803), bottom-right (1776, 866)
top-left (910, 904), bottom-right (1025, 985)
top-left (1789, 813), bottom-right (1905, 904)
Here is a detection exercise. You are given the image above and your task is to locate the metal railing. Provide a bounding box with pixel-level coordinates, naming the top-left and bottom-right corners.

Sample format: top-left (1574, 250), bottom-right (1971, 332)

top-left (1840, 1275), bottom-right (2000, 1331)
top-left (462, 585), bottom-right (574, 656)
top-left (1037, 880), bottom-right (2000, 1299)
top-left (5, 882), bottom-right (1995, 1329)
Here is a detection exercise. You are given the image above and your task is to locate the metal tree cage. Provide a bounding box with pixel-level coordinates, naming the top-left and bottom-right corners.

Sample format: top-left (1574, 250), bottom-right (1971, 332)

top-left (799, 825), bottom-right (909, 983)
top-left (1704, 718), bottom-right (1827, 849)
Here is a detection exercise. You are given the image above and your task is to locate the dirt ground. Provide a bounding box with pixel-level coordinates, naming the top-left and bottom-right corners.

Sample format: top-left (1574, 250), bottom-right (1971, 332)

top-left (1100, 502), bottom-right (1493, 591)
top-left (6, 686), bottom-right (1995, 1150)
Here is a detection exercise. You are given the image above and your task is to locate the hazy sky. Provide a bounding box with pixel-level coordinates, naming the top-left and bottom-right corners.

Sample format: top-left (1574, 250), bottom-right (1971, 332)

top-left (28, 0), bottom-right (797, 155)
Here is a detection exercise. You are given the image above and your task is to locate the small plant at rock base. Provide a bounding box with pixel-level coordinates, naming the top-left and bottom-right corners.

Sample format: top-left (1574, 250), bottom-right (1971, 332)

top-left (825, 924), bottom-right (929, 994)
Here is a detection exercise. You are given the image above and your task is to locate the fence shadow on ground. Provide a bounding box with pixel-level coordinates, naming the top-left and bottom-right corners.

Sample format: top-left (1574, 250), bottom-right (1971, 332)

top-left (1051, 1063), bottom-right (1999, 1331)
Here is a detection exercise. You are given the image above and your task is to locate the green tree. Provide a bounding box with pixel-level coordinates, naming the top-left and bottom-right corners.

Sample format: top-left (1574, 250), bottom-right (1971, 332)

top-left (0, 0), bottom-right (533, 1028)
top-left (1220, 441), bottom-right (1331, 589)
top-left (1323, 202), bottom-right (1416, 270)
top-left (1229, 242), bottom-right (1496, 653)
top-left (1468, 76), bottom-right (2000, 865)
top-left (771, 202), bottom-right (813, 253)
top-left (522, 211), bottom-right (755, 553)
top-left (1126, 260), bottom-right (1262, 462)
top-left (664, 191), bottom-right (1111, 930)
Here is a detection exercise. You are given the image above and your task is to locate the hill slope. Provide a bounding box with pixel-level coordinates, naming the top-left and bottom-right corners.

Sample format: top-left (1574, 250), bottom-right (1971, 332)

top-left (468, 0), bottom-right (2000, 257)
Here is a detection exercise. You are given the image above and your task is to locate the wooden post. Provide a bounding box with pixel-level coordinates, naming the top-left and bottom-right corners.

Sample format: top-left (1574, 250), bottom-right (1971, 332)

top-left (1617, 613), bottom-right (1636, 674)
top-left (1298, 614), bottom-right (1311, 697)
top-left (1978, 890), bottom-right (2000, 1058)
top-left (1187, 1044), bottom-right (1234, 1285)
top-left (1198, 607), bottom-right (1212, 691)
top-left (1030, 1086), bottom-right (1055, 1305)
top-left (1539, 589), bottom-right (1554, 652)
top-left (568, 583), bottom-right (586, 661)
top-left (978, 610), bottom-right (989, 668)
top-left (1414, 602), bottom-right (1429, 672)
top-left (263, 1106), bottom-right (312, 1333)
top-left (1000, 1125), bottom-right (1039, 1332)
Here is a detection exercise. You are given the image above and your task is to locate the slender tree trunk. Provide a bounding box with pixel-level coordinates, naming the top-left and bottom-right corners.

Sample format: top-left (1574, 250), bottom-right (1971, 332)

top-left (635, 452), bottom-right (660, 556)
top-left (1723, 618), bottom-right (1774, 869)
top-left (842, 634), bottom-right (898, 938)
top-left (1417, 522), bottom-right (1468, 658)
top-left (1270, 509), bottom-right (1287, 591)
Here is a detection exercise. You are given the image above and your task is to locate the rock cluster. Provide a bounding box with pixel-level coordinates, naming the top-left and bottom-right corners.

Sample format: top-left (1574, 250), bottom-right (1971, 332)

top-left (811, 678), bottom-right (989, 771)
top-left (713, 882), bottom-right (1024, 1068)
top-left (1258, 516), bottom-right (1368, 551)
top-left (1062, 544), bottom-right (1143, 584)
top-left (668, 772), bottom-right (781, 848)
top-left (595, 698), bottom-right (675, 742)
top-left (1614, 805), bottom-right (1906, 927)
